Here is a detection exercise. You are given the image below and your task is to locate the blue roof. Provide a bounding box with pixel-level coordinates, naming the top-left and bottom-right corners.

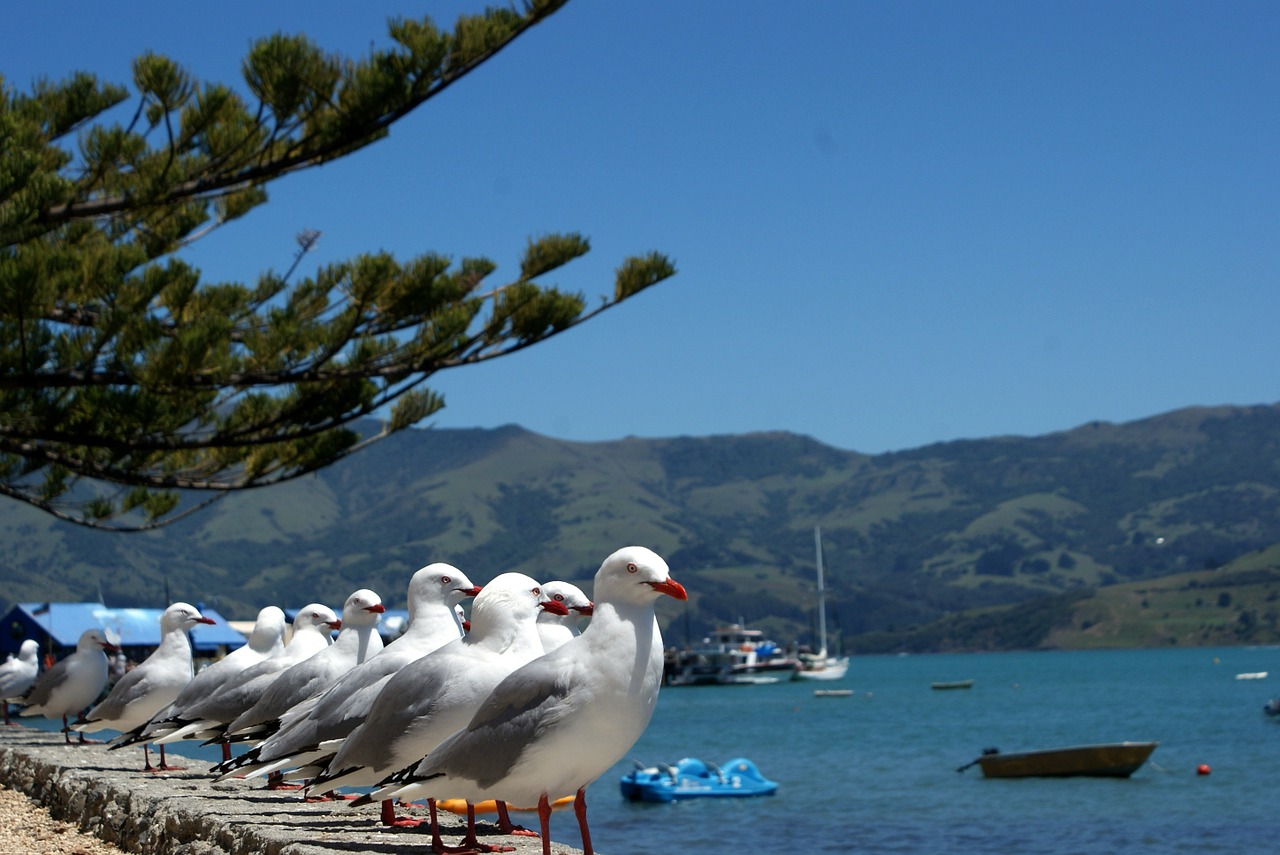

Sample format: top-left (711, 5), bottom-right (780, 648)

top-left (14, 602), bottom-right (246, 653)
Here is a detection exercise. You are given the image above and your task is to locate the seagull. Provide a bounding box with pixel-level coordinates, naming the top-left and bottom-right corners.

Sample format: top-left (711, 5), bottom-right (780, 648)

top-left (310, 573), bottom-right (565, 836)
top-left (536, 582), bottom-right (593, 653)
top-left (109, 605), bottom-right (288, 751)
top-left (213, 565), bottom-right (479, 782)
top-left (361, 546), bottom-right (687, 855)
top-left (150, 604), bottom-right (338, 750)
top-left (1, 640), bottom-right (41, 726)
top-left (19, 629), bottom-right (118, 742)
top-left (216, 589), bottom-right (384, 746)
top-left (69, 602), bottom-right (216, 770)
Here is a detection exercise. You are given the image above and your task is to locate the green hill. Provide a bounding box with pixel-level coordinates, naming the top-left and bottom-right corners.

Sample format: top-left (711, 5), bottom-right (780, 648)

top-left (4, 403), bottom-right (1280, 652)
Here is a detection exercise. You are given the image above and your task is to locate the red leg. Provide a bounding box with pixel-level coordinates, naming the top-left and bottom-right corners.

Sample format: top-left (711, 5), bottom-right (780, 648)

top-left (496, 802), bottom-right (538, 837)
top-left (538, 795), bottom-right (553, 855)
top-left (221, 743), bottom-right (232, 763)
top-left (461, 803), bottom-right (481, 849)
top-left (307, 789), bottom-right (355, 802)
top-left (420, 799), bottom-right (486, 854)
top-left (456, 803), bottom-right (515, 853)
top-left (382, 796), bottom-right (425, 827)
top-left (156, 743), bottom-right (184, 771)
top-left (67, 712), bottom-right (93, 744)
top-left (460, 803), bottom-right (481, 849)
top-left (574, 787), bottom-right (593, 855)
top-left (265, 771), bottom-right (302, 790)
top-left (429, 799), bottom-right (449, 853)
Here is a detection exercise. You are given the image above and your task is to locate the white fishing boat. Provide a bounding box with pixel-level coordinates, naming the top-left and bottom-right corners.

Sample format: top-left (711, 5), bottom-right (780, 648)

top-left (667, 623), bottom-right (801, 686)
top-left (796, 526), bottom-right (849, 682)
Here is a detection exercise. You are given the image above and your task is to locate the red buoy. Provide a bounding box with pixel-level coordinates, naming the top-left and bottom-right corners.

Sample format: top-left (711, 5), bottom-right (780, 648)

top-left (1196, 763), bottom-right (1211, 776)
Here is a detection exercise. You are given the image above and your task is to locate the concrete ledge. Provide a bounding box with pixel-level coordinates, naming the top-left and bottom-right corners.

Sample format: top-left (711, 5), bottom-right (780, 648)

top-left (0, 727), bottom-right (584, 855)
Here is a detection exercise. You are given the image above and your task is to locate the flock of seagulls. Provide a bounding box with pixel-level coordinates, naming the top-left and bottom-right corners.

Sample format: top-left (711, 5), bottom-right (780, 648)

top-left (1, 545), bottom-right (687, 855)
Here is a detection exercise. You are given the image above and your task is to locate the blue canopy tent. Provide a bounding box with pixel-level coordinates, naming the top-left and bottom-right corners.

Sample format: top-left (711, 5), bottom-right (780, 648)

top-left (2, 602), bottom-right (246, 662)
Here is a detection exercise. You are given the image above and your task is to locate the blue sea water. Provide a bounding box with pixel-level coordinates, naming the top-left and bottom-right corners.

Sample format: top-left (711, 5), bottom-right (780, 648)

top-left (22, 646), bottom-right (1280, 854)
top-left (586, 646), bottom-right (1280, 855)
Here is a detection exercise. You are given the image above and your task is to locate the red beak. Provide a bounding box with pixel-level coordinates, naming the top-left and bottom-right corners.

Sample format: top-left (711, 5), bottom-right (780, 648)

top-left (540, 600), bottom-right (571, 616)
top-left (365, 604), bottom-right (386, 614)
top-left (648, 578), bottom-right (688, 601)
top-left (327, 619), bottom-right (343, 630)
top-left (196, 616), bottom-right (217, 625)
top-left (575, 604), bottom-right (595, 617)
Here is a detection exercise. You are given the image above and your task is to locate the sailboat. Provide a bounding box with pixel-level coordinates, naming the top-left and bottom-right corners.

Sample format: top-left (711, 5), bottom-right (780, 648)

top-left (796, 526), bottom-right (849, 681)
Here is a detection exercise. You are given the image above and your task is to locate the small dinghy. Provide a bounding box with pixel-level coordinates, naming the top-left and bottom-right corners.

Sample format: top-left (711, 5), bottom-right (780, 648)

top-left (957, 742), bottom-right (1158, 778)
top-left (620, 757), bottom-right (779, 802)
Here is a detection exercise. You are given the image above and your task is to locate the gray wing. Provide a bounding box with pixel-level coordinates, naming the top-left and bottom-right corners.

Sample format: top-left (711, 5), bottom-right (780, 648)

top-left (420, 656), bottom-right (574, 788)
top-left (178, 658), bottom-right (287, 722)
top-left (303, 651), bottom-right (405, 735)
top-left (22, 659), bottom-right (70, 708)
top-left (335, 654), bottom-right (462, 771)
top-left (84, 664), bottom-right (152, 721)
top-left (166, 653), bottom-right (247, 712)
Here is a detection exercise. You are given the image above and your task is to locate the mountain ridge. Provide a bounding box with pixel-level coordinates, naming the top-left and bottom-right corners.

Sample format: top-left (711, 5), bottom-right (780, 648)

top-left (3, 402), bottom-right (1280, 651)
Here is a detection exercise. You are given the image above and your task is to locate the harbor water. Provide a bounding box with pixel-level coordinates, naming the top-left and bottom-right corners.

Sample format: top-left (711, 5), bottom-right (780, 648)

top-left (591, 646), bottom-right (1279, 854)
top-left (23, 645), bottom-right (1279, 853)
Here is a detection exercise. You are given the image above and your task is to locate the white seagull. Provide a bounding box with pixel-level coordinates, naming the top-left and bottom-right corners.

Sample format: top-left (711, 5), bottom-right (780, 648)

top-left (312, 572), bottom-right (566, 835)
top-left (1, 640), bottom-right (41, 726)
top-left (362, 546), bottom-right (687, 855)
top-left (19, 629), bottom-right (118, 742)
top-left (536, 581), bottom-right (593, 653)
top-left (111, 605), bottom-right (288, 751)
top-left (150, 603), bottom-right (338, 750)
top-left (214, 565), bottom-right (480, 782)
top-left (217, 589), bottom-right (384, 745)
top-left (70, 602), bottom-right (216, 770)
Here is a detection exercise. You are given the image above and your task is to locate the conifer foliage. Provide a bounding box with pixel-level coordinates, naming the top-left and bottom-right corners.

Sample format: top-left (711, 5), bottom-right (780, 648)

top-left (0, 1), bottom-right (674, 530)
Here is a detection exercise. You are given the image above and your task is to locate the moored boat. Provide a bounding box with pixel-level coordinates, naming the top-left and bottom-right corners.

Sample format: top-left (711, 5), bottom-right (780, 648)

top-left (959, 741), bottom-right (1158, 779)
top-left (620, 757), bottom-right (778, 802)
top-left (931, 679), bottom-right (975, 690)
top-left (668, 624), bottom-right (801, 685)
top-left (795, 526), bottom-right (850, 682)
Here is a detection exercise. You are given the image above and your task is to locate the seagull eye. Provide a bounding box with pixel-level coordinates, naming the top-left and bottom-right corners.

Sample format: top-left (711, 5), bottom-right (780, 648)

top-left (532, 587), bottom-right (541, 597)
top-left (441, 576), bottom-right (452, 585)
top-left (627, 563), bottom-right (638, 574)
top-left (554, 594), bottom-right (565, 602)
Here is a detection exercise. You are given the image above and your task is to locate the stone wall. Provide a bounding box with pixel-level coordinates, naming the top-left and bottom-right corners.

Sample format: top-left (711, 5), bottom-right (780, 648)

top-left (0, 727), bottom-right (580, 855)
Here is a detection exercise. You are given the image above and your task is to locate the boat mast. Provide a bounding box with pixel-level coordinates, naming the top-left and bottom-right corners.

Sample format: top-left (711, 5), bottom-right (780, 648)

top-left (814, 525), bottom-right (828, 658)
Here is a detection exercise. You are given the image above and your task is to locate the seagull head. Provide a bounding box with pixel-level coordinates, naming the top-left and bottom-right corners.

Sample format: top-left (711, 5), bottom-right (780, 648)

top-left (407, 564), bottom-right (482, 619)
top-left (538, 581), bottom-right (594, 624)
top-left (341, 589), bottom-right (385, 626)
top-left (597, 546), bottom-right (688, 603)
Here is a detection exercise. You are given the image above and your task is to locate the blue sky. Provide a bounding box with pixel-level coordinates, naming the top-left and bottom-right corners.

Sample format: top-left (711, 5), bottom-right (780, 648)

top-left (5, 1), bottom-right (1278, 454)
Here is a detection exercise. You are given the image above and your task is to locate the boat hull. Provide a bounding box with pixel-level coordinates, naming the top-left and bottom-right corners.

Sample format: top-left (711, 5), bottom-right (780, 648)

top-left (620, 757), bottom-right (779, 802)
top-left (931, 679), bottom-right (974, 690)
top-left (977, 742), bottom-right (1158, 779)
top-left (796, 656), bottom-right (849, 681)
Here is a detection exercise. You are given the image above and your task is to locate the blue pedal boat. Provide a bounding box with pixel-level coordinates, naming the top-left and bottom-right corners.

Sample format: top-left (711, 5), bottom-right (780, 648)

top-left (620, 757), bottom-right (779, 802)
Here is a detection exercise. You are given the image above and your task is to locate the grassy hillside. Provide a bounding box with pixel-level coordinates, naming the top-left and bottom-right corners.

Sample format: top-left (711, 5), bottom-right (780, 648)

top-left (3, 404), bottom-right (1280, 652)
top-left (852, 548), bottom-right (1280, 652)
